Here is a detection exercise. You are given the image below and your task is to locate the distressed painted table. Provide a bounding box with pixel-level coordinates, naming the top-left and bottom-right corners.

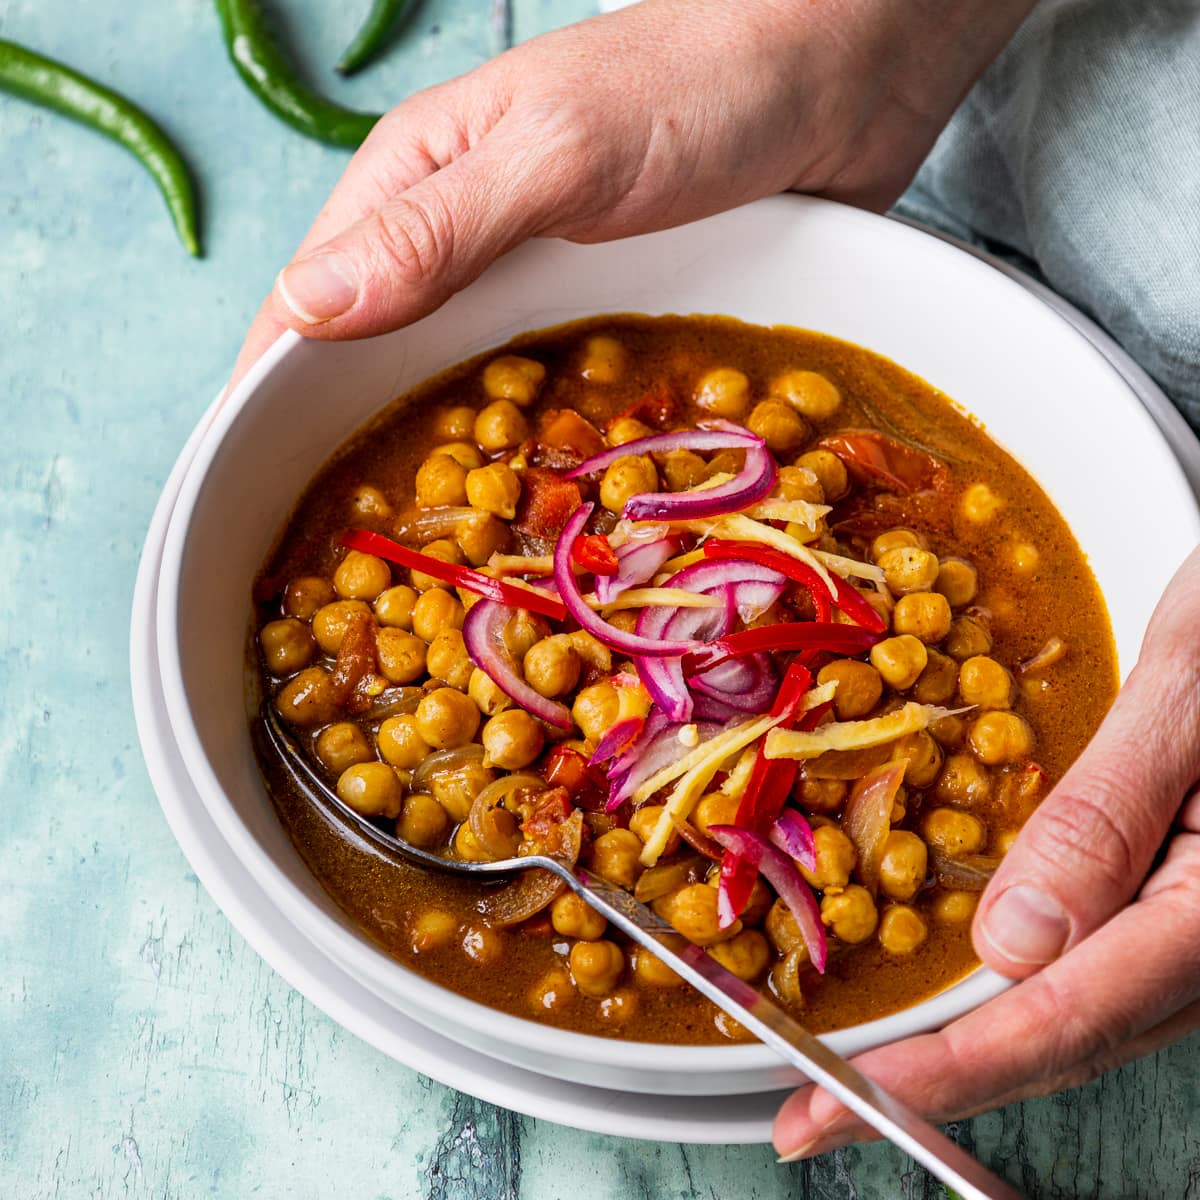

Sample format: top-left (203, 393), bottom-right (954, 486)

top-left (2, 1), bottom-right (1197, 1196)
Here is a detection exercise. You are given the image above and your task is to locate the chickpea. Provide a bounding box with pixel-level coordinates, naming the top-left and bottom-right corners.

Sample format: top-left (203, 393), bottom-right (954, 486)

top-left (912, 648), bottom-right (959, 704)
top-left (747, 400), bottom-right (808, 455)
top-left (409, 538), bottom-right (463, 592)
top-left (628, 804), bottom-right (665, 844)
top-left (426, 628), bottom-right (473, 690)
top-left (870, 634), bottom-right (928, 690)
top-left (569, 939), bottom-right (625, 997)
top-left (410, 909), bottom-right (457, 953)
top-left (666, 883), bottom-right (733, 946)
top-left (597, 988), bottom-right (640, 1026)
top-left (333, 550), bottom-right (389, 601)
top-left (315, 722), bottom-right (373, 774)
top-left (797, 777), bottom-right (847, 815)
top-left (456, 513), bottom-right (509, 567)
top-left (633, 940), bottom-right (686, 987)
top-left (312, 599), bottom-right (372, 655)
top-left (435, 441), bottom-right (485, 470)
top-left (962, 481), bottom-right (1003, 522)
top-left (461, 924), bottom-right (504, 965)
top-left (771, 950), bottom-right (808, 1009)
top-left (740, 877), bottom-right (773, 927)
top-left (378, 714), bottom-right (432, 770)
top-left (996, 828), bottom-right (1020, 855)
top-left (571, 680), bottom-right (620, 742)
top-left (694, 367), bottom-right (751, 419)
top-left (709, 929), bottom-right (771, 981)
top-left (879, 546), bottom-right (940, 596)
top-left (765, 899), bottom-right (808, 956)
top-left (551, 892), bottom-right (607, 941)
top-left (893, 592), bottom-right (953, 643)
top-left (821, 885), bottom-right (878, 943)
top-left (578, 335), bottom-right (625, 384)
top-left (468, 668), bottom-right (511, 717)
top-left (409, 587), bottom-right (465, 643)
top-left (878, 831), bottom-right (928, 902)
top-left (415, 687), bottom-right (480, 749)
top-left (434, 405), bottom-right (477, 441)
top-left (274, 666), bottom-right (339, 727)
top-left (599, 454), bottom-right (658, 514)
top-left (375, 627), bottom-right (427, 684)
top-left (968, 711), bottom-right (1034, 765)
top-left (350, 484), bottom-right (392, 519)
top-left (590, 829), bottom-right (644, 890)
top-left (660, 448), bottom-right (707, 491)
top-left (871, 529), bottom-right (924, 561)
top-left (930, 714), bottom-right (969, 750)
top-left (934, 753), bottom-right (993, 806)
top-left (817, 659), bottom-right (883, 720)
top-left (524, 635), bottom-right (582, 698)
top-left (770, 369), bottom-right (841, 420)
top-left (453, 820), bottom-right (491, 862)
top-left (337, 761), bottom-right (404, 818)
top-left (607, 610), bottom-right (638, 634)
top-left (481, 709), bottom-right (545, 770)
top-left (397, 792), bottom-right (449, 848)
top-left (529, 966), bottom-right (576, 1013)
top-left (503, 609), bottom-right (544, 660)
top-left (935, 558), bottom-right (978, 607)
top-left (773, 464), bottom-right (822, 504)
top-left (893, 730), bottom-right (943, 788)
top-left (794, 449), bottom-right (847, 501)
top-left (1010, 542), bottom-right (1040, 574)
top-left (374, 584), bottom-right (418, 629)
top-left (429, 761), bottom-right (494, 823)
top-left (474, 399), bottom-right (528, 452)
top-left (933, 889), bottom-right (978, 924)
top-left (692, 791), bottom-right (740, 834)
top-left (800, 825), bottom-right (857, 890)
top-left (282, 575), bottom-right (335, 620)
top-left (259, 618), bottom-right (316, 675)
top-left (959, 655), bottom-right (1014, 709)
top-left (415, 454), bottom-right (469, 508)
top-left (878, 904), bottom-right (928, 955)
top-left (922, 807), bottom-right (986, 857)
top-left (481, 354), bottom-right (545, 405)
top-left (607, 416), bottom-right (653, 446)
top-left (465, 462), bottom-right (521, 520)
top-left (945, 615), bottom-right (993, 660)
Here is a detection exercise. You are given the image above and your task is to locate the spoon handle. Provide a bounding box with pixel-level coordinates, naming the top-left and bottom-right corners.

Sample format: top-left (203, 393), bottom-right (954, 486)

top-left (557, 865), bottom-right (1022, 1200)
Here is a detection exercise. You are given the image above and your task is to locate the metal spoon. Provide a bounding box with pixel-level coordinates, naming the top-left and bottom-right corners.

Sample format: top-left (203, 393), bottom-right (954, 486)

top-left (255, 707), bottom-right (1021, 1200)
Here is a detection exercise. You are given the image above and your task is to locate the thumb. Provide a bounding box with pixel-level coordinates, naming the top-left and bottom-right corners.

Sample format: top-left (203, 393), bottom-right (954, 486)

top-left (973, 546), bottom-right (1200, 977)
top-left (271, 120), bottom-right (567, 341)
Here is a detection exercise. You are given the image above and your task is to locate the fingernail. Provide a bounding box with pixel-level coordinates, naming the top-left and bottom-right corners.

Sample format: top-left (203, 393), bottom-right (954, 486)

top-left (776, 1113), bottom-right (861, 1163)
top-left (982, 885), bottom-right (1070, 965)
top-left (277, 252), bottom-right (359, 324)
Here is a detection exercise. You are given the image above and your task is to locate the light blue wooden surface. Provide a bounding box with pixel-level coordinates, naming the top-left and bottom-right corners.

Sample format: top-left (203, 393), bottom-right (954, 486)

top-left (2, 2), bottom-right (1197, 1197)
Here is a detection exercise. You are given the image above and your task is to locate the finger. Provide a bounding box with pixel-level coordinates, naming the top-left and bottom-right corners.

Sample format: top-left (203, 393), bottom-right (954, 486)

top-left (228, 78), bottom-right (507, 389)
top-left (271, 116), bottom-right (570, 342)
top-left (773, 847), bottom-right (1200, 1158)
top-left (973, 547), bottom-right (1200, 976)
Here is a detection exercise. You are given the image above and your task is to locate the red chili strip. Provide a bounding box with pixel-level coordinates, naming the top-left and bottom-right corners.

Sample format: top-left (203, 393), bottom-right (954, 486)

top-left (340, 529), bottom-right (567, 621)
top-left (571, 533), bottom-right (619, 576)
top-left (687, 621), bottom-right (880, 678)
top-left (828, 574), bottom-right (887, 634)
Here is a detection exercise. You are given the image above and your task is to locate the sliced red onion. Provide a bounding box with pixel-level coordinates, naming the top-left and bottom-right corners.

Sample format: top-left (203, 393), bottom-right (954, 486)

top-left (564, 422), bottom-right (760, 480)
top-left (462, 598), bottom-right (573, 730)
top-left (691, 652), bottom-right (778, 713)
top-left (594, 535), bottom-right (682, 604)
top-left (554, 504), bottom-right (699, 658)
top-left (588, 716), bottom-right (644, 768)
top-left (605, 718), bottom-right (721, 812)
top-left (709, 824), bottom-right (828, 973)
top-left (692, 692), bottom-right (748, 723)
top-left (770, 809), bottom-right (817, 872)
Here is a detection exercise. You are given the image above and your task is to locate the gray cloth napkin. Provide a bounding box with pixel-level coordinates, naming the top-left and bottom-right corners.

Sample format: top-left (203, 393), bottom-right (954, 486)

top-left (896, 0), bottom-right (1200, 432)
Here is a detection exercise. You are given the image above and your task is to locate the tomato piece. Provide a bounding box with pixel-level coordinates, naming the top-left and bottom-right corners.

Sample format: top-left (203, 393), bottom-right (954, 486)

top-left (818, 431), bottom-right (946, 493)
top-left (539, 409), bottom-right (606, 460)
top-left (607, 387), bottom-right (679, 432)
top-left (513, 468), bottom-right (583, 538)
top-left (571, 533), bottom-right (619, 576)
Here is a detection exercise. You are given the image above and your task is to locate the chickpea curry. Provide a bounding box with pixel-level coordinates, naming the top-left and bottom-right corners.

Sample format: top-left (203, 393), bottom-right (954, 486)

top-left (251, 315), bottom-right (1117, 1044)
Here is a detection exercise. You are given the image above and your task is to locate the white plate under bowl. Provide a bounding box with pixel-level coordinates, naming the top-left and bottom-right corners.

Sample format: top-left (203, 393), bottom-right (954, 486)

top-left (151, 196), bottom-right (1200, 1097)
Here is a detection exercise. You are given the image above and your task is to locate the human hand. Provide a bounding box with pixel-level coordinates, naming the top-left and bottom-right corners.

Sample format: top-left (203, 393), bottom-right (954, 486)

top-left (774, 545), bottom-right (1200, 1160)
top-left (229, 0), bottom-right (1034, 387)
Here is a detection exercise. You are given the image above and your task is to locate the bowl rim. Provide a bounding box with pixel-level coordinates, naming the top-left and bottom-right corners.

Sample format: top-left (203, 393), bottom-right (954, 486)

top-left (152, 193), bottom-right (1199, 1078)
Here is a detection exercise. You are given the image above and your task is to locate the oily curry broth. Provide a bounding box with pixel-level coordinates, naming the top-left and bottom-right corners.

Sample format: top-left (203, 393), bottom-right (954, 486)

top-left (254, 314), bottom-right (1116, 1043)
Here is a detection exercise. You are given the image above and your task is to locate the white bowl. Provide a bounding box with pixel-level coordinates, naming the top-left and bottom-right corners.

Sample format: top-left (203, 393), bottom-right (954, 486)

top-left (154, 195), bottom-right (1200, 1096)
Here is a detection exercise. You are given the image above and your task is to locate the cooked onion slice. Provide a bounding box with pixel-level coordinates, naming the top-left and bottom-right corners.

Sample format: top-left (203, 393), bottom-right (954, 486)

top-left (709, 824), bottom-right (828, 973)
top-left (462, 598), bottom-right (573, 730)
top-left (770, 809), bottom-right (817, 872)
top-left (841, 761), bottom-right (906, 894)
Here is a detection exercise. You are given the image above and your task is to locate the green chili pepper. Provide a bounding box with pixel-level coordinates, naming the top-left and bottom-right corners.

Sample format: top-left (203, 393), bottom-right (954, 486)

top-left (215, 0), bottom-right (381, 148)
top-left (0, 39), bottom-right (200, 256)
top-left (336, 0), bottom-right (418, 76)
